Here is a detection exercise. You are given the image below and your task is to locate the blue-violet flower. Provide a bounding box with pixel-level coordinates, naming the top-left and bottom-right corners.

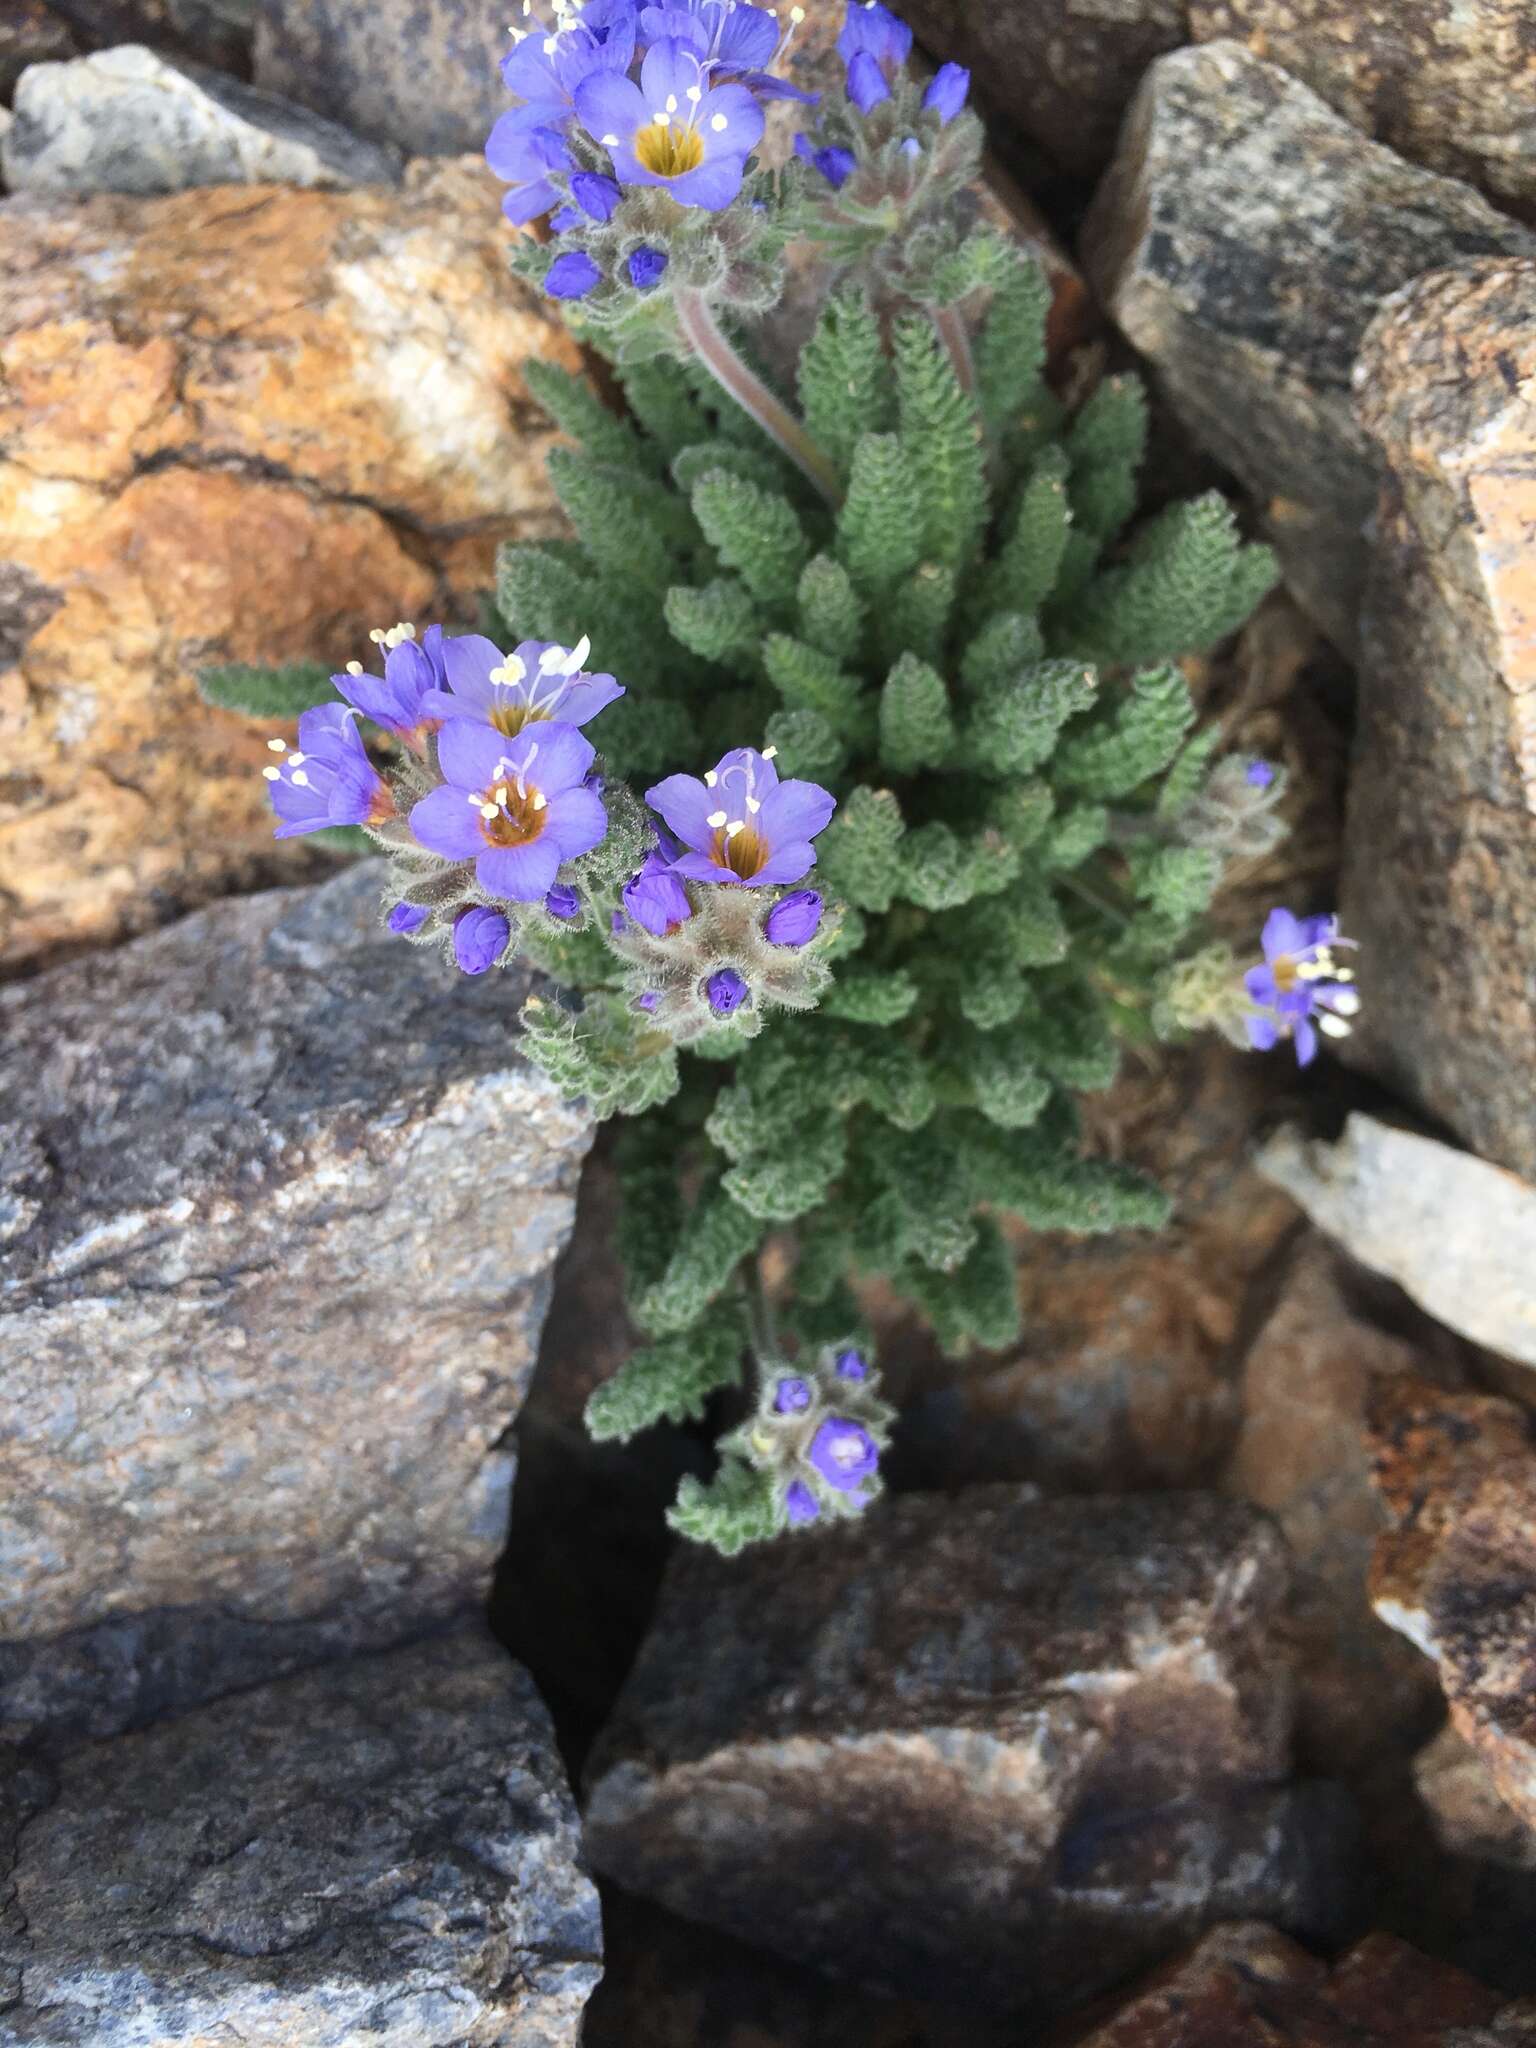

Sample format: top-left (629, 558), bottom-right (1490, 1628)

top-left (545, 248), bottom-right (604, 298)
top-left (921, 60), bottom-right (969, 122)
top-left (785, 1478), bottom-right (820, 1526)
top-left (835, 0), bottom-right (911, 79)
top-left (628, 245), bottom-right (669, 288)
top-left (1243, 907), bottom-right (1359, 1067)
top-left (387, 901), bottom-right (430, 934)
top-left (263, 703), bottom-right (394, 840)
top-left (834, 1347), bottom-right (867, 1380)
top-left (622, 848), bottom-right (693, 934)
top-left (332, 622), bottom-right (445, 750)
top-left (545, 883), bottom-right (582, 919)
top-left (453, 906), bottom-right (511, 975)
top-left (646, 745), bottom-right (835, 887)
top-left (576, 37), bottom-right (765, 210)
top-left (809, 1415), bottom-right (879, 1493)
top-left (705, 966), bottom-right (750, 1015)
top-left (763, 887), bottom-right (822, 947)
top-left (409, 719), bottom-right (608, 901)
top-left (1246, 758), bottom-right (1277, 788)
top-left (793, 132), bottom-right (855, 187)
top-left (773, 1376), bottom-right (812, 1413)
top-left (422, 633), bottom-right (623, 738)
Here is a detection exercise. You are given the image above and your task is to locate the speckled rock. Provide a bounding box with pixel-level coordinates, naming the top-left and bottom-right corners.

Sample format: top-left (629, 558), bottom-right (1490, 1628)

top-left (2, 43), bottom-right (400, 192)
top-left (585, 1488), bottom-right (1355, 2015)
top-left (1414, 1724), bottom-right (1536, 1874)
top-left (0, 160), bottom-right (577, 969)
top-left (1343, 260), bottom-right (1536, 1180)
top-left (1188, 0), bottom-right (1536, 221)
top-left (1083, 40), bottom-right (1535, 655)
top-left (0, 1629), bottom-right (603, 2048)
top-left (1065, 1921), bottom-right (1522, 2045)
top-left (1257, 1117), bottom-right (1536, 1370)
top-left (1367, 1378), bottom-right (1536, 1840)
top-left (0, 863), bottom-right (592, 1747)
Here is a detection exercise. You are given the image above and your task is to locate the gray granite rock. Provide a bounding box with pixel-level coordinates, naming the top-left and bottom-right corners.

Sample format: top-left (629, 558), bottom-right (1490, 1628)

top-left (1257, 1117), bottom-right (1536, 1370)
top-left (2, 42), bottom-right (400, 192)
top-left (585, 1487), bottom-right (1356, 2015)
top-left (0, 1628), bottom-right (603, 2048)
top-left (1083, 39), bottom-right (1536, 656)
top-left (0, 863), bottom-right (592, 1747)
top-left (252, 0), bottom-right (509, 157)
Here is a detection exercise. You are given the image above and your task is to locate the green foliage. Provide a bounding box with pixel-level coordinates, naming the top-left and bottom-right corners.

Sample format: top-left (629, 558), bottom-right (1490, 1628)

top-left (690, 469), bottom-right (808, 607)
top-left (667, 1459), bottom-right (780, 1553)
top-left (585, 1313), bottom-right (746, 1440)
top-left (837, 433), bottom-right (924, 595)
top-left (198, 660), bottom-right (334, 720)
top-left (879, 652), bottom-right (954, 773)
top-left (797, 291), bottom-right (894, 481)
top-left (893, 315), bottom-right (987, 569)
top-left (1063, 492), bottom-right (1278, 664)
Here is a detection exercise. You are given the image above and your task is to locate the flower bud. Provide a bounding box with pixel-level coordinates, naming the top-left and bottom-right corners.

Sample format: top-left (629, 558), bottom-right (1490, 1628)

top-left (773, 1376), bottom-right (812, 1414)
top-left (545, 250), bottom-right (602, 301)
top-left (705, 967), bottom-right (750, 1017)
top-left (453, 906), bottom-right (510, 975)
top-left (387, 902), bottom-right (429, 935)
top-left (922, 61), bottom-right (969, 123)
top-left (834, 1347), bottom-right (868, 1380)
top-left (763, 888), bottom-right (822, 948)
top-left (628, 246), bottom-right (668, 291)
top-left (545, 884), bottom-right (581, 921)
top-left (571, 171), bottom-right (621, 221)
top-left (623, 856), bottom-right (693, 936)
top-left (785, 1479), bottom-right (820, 1527)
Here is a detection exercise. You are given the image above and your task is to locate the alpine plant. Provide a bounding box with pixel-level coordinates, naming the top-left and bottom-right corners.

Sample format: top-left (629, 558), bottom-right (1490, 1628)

top-left (203, 0), bottom-right (1356, 1556)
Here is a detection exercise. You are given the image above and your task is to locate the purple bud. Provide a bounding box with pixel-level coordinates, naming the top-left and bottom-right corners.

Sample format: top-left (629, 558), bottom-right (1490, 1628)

top-left (705, 967), bottom-right (750, 1017)
top-left (922, 61), bottom-right (969, 123)
top-left (1246, 758), bottom-right (1277, 789)
top-left (453, 906), bottom-right (511, 975)
top-left (845, 49), bottom-right (890, 112)
top-left (387, 902), bottom-right (429, 935)
top-left (898, 135), bottom-right (921, 158)
top-left (628, 245), bottom-right (669, 291)
top-left (545, 250), bottom-right (602, 301)
top-left (571, 170), bottom-right (622, 220)
top-left (545, 884), bottom-right (581, 921)
top-left (793, 132), bottom-right (856, 189)
top-left (623, 856), bottom-right (693, 936)
top-left (773, 1376), bottom-right (812, 1414)
top-left (548, 204), bottom-right (584, 233)
top-left (785, 1479), bottom-right (820, 1527)
top-left (763, 888), bottom-right (822, 948)
top-left (611, 910), bottom-right (627, 933)
top-left (809, 1416), bottom-right (880, 1493)
top-left (834, 1348), bottom-right (868, 1380)
top-left (633, 989), bottom-right (662, 1013)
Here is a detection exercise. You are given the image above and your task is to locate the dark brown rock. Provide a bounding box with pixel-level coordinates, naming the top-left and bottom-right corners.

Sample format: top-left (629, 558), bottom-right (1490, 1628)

top-left (1188, 0), bottom-right (1536, 222)
top-left (1366, 1378), bottom-right (1536, 1840)
top-left (1082, 40), bottom-right (1536, 655)
top-left (0, 1628), bottom-right (603, 2047)
top-left (0, 863), bottom-right (591, 1747)
top-left (1414, 1725), bottom-right (1536, 1874)
top-left (1064, 1920), bottom-right (1515, 2045)
top-left (585, 1488), bottom-right (1355, 2015)
top-left (0, 0), bottom-right (77, 101)
top-left (1343, 260), bottom-right (1536, 1181)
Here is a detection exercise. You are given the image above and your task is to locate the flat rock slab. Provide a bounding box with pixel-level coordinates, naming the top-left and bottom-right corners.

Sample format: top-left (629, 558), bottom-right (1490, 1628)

top-left (0, 863), bottom-right (592, 1746)
top-left (585, 1488), bottom-right (1354, 2015)
top-left (0, 1628), bottom-right (603, 2047)
top-left (1257, 1116), bottom-right (1536, 1369)
top-left (1083, 38), bottom-right (1535, 655)
top-left (1, 44), bottom-right (401, 192)
top-left (1343, 259), bottom-right (1536, 1180)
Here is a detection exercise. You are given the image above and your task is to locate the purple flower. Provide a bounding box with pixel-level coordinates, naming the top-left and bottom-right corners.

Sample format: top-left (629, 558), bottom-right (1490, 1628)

top-left (639, 0), bottom-right (818, 101)
top-left (1246, 758), bottom-right (1277, 789)
top-left (808, 1416), bottom-right (879, 1493)
top-left (645, 746), bottom-right (836, 887)
top-left (922, 60), bottom-right (969, 122)
top-left (332, 623), bottom-right (445, 749)
top-left (571, 169), bottom-right (623, 218)
top-left (549, 203), bottom-right (585, 231)
top-left (422, 633), bottom-right (623, 739)
top-left (773, 1376), bottom-right (812, 1413)
top-left (633, 989), bottom-right (662, 1012)
top-left (487, 115), bottom-right (576, 225)
top-left (408, 719), bottom-right (608, 902)
top-left (628, 245), bottom-right (669, 289)
top-left (546, 883), bottom-right (582, 919)
top-left (845, 49), bottom-right (889, 111)
top-left (453, 906), bottom-right (511, 975)
top-left (622, 849), bottom-right (693, 934)
top-left (793, 132), bottom-right (855, 188)
top-left (575, 37), bottom-right (765, 210)
top-left (834, 1347), bottom-right (867, 1380)
top-left (1243, 907), bottom-right (1360, 1067)
top-left (387, 901), bottom-right (430, 934)
top-left (785, 1479), bottom-right (820, 1526)
top-left (263, 703), bottom-right (394, 840)
top-left (763, 888), bottom-right (822, 947)
top-left (835, 0), bottom-right (912, 76)
top-left (705, 966), bottom-right (750, 1015)
top-left (499, 0), bottom-right (637, 123)
top-left (545, 249), bottom-right (604, 299)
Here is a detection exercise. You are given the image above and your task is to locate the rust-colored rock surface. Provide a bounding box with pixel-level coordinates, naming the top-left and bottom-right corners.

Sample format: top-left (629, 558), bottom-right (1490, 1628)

top-left (1188, 0), bottom-right (1536, 221)
top-left (1414, 1724), bottom-right (1536, 1874)
top-left (1083, 41), bottom-right (1535, 656)
top-left (586, 1488), bottom-right (1355, 2016)
top-left (1344, 260), bottom-right (1536, 1180)
top-left (1367, 1378), bottom-right (1536, 1840)
top-left (0, 160), bottom-right (578, 969)
top-left (1065, 1921), bottom-right (1516, 2045)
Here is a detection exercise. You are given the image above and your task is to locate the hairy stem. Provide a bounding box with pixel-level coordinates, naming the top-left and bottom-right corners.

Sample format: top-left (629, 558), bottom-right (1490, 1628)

top-left (675, 288), bottom-right (843, 505)
top-left (934, 302), bottom-right (977, 396)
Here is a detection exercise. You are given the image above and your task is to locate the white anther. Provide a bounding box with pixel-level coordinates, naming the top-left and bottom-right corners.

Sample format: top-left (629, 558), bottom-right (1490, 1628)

top-left (542, 33), bottom-right (557, 50)
top-left (290, 770), bottom-right (311, 788)
top-left (654, 108), bottom-right (671, 124)
top-left (665, 93), bottom-right (678, 111)
top-left (1330, 989), bottom-right (1362, 1017)
top-left (345, 660), bottom-right (363, 675)
top-left (704, 770), bottom-right (718, 787)
top-left (262, 765), bottom-right (281, 780)
top-left (1318, 1013), bottom-right (1352, 1039)
top-left (267, 737), bottom-right (287, 752)
top-left (725, 819), bottom-right (745, 837)
top-left (746, 796), bottom-right (761, 813)
top-left (287, 753), bottom-right (306, 767)
top-left (710, 112), bottom-right (728, 130)
top-left (601, 132), bottom-right (619, 145)
top-left (686, 83), bottom-right (702, 100)
top-left (790, 4), bottom-right (804, 18)
top-left (761, 745), bottom-right (778, 760)
top-left (538, 642), bottom-right (568, 670)
top-left (369, 628), bottom-right (386, 643)
top-left (558, 634), bottom-right (591, 674)
top-left (707, 809), bottom-right (728, 828)
top-left (480, 801), bottom-right (501, 820)
top-left (532, 792), bottom-right (548, 811)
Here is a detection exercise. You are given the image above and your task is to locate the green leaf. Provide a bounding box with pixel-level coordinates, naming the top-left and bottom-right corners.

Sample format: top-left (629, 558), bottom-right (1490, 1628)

top-left (836, 433), bottom-right (924, 597)
top-left (586, 1319), bottom-right (746, 1441)
top-left (691, 469), bottom-right (809, 608)
top-left (667, 1458), bottom-right (780, 1554)
top-left (797, 289), bottom-right (895, 481)
top-left (198, 660), bottom-right (333, 720)
top-left (879, 652), bottom-right (955, 774)
top-left (893, 314), bottom-right (987, 570)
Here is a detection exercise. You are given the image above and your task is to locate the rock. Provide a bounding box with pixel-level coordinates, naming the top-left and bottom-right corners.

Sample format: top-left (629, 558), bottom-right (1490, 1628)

top-left (0, 863), bottom-right (592, 1747)
top-left (1415, 1725), bottom-right (1536, 1873)
top-left (585, 1488), bottom-right (1355, 2015)
top-left (0, 0), bottom-right (77, 101)
top-left (1187, 0), bottom-right (1536, 222)
top-left (1064, 1920), bottom-right (1518, 2044)
top-left (892, 0), bottom-right (1188, 179)
top-left (1082, 39), bottom-right (1536, 655)
top-left (2, 43), bottom-right (401, 192)
top-left (1219, 1233), bottom-right (1455, 1768)
top-left (0, 161), bottom-right (578, 969)
top-left (252, 0), bottom-right (510, 156)
top-left (1366, 1377), bottom-right (1536, 1839)
top-left (36, 0), bottom-right (252, 75)
top-left (1342, 260), bottom-right (1536, 1180)
top-left (1257, 1116), bottom-right (1536, 1371)
top-left (0, 1628), bottom-right (603, 2047)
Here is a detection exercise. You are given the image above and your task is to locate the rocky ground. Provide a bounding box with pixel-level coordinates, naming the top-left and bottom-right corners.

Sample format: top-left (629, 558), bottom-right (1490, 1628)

top-left (5, 0), bottom-right (1536, 2042)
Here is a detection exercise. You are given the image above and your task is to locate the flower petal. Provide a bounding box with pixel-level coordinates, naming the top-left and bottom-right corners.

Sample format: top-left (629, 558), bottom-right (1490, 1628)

top-left (1294, 1017), bottom-right (1319, 1067)
top-left (520, 720), bottom-right (596, 794)
top-left (540, 783), bottom-right (609, 860)
top-left (758, 776), bottom-right (835, 847)
top-left (409, 784), bottom-right (484, 859)
top-left (441, 634), bottom-right (505, 703)
top-left (437, 718), bottom-right (512, 791)
top-left (639, 34), bottom-right (708, 110)
top-left (752, 840), bottom-right (817, 887)
top-left (645, 771), bottom-right (715, 850)
top-left (670, 848), bottom-right (741, 884)
top-left (667, 153), bottom-right (749, 209)
top-left (697, 80), bottom-right (765, 152)
top-left (1244, 1012), bottom-right (1280, 1051)
top-left (574, 66), bottom-right (648, 145)
top-left (476, 838), bottom-right (563, 902)
top-left (558, 672), bottom-right (626, 725)
top-left (1243, 965), bottom-right (1279, 1005)
top-left (1261, 907), bottom-right (1306, 961)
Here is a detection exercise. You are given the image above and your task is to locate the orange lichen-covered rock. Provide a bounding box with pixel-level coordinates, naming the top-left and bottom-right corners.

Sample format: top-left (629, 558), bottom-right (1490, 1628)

top-left (0, 160), bottom-right (580, 968)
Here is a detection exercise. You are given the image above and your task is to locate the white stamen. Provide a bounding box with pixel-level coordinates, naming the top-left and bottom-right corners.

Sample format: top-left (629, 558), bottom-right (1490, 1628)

top-left (262, 765), bottom-right (281, 780)
top-left (746, 796), bottom-right (761, 813)
top-left (346, 660), bottom-right (364, 676)
top-left (704, 770), bottom-right (718, 787)
top-left (557, 634), bottom-right (591, 674)
top-left (1318, 1013), bottom-right (1352, 1038)
top-left (290, 770), bottom-right (311, 788)
top-left (601, 132), bottom-right (619, 146)
top-left (761, 745), bottom-right (778, 760)
top-left (710, 112), bottom-right (728, 130)
top-left (480, 801), bottom-right (500, 820)
top-left (287, 753), bottom-right (306, 767)
top-left (1330, 989), bottom-right (1362, 1016)
top-left (267, 737), bottom-right (287, 752)
top-left (532, 792), bottom-right (547, 811)
top-left (665, 93), bottom-right (678, 111)
top-left (654, 108), bottom-right (671, 124)
top-left (706, 809), bottom-right (728, 828)
top-left (538, 643), bottom-right (568, 669)
top-left (493, 784), bottom-right (509, 805)
top-left (725, 819), bottom-right (745, 837)
top-left (685, 83), bottom-right (702, 101)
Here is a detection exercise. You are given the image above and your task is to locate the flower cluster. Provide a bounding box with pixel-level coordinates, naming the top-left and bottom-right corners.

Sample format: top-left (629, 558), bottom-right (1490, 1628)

top-left (720, 1342), bottom-right (893, 1530)
top-left (1242, 908), bottom-right (1360, 1067)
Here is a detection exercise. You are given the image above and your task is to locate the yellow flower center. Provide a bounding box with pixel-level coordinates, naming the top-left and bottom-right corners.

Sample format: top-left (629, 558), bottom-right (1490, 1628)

top-left (711, 823), bottom-right (767, 879)
top-left (635, 117), bottom-right (704, 179)
top-left (477, 781), bottom-right (546, 850)
top-left (490, 700), bottom-right (543, 739)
